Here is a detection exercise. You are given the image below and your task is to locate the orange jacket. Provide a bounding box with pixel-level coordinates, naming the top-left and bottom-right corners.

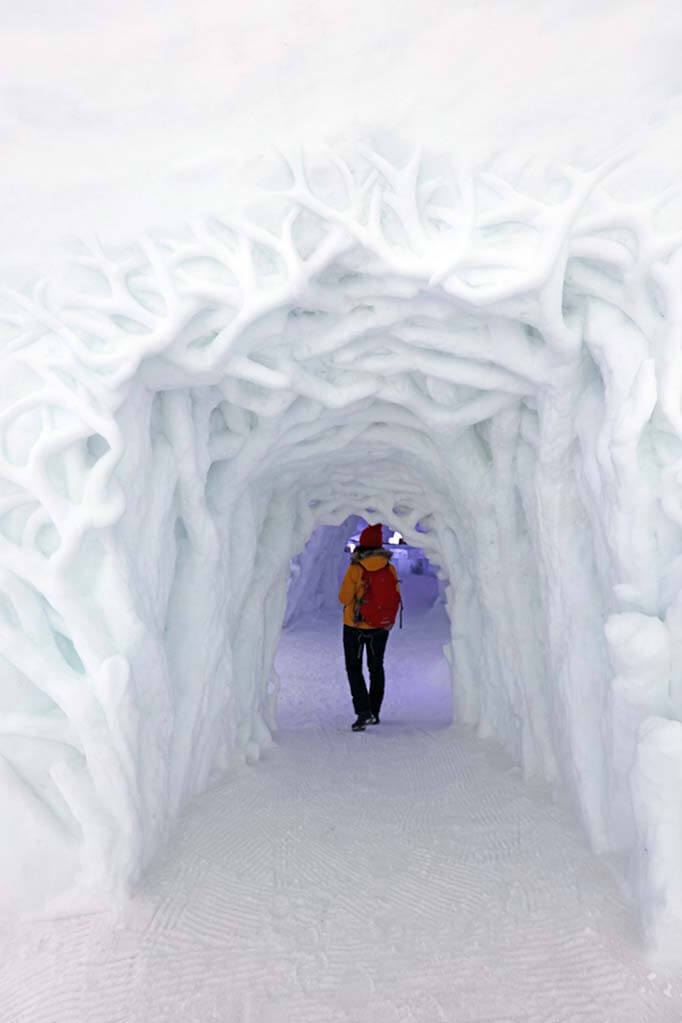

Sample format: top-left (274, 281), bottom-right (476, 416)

top-left (338, 553), bottom-right (401, 629)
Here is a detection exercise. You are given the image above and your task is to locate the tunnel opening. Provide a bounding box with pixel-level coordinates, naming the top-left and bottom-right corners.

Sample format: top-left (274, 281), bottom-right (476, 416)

top-left (2, 145), bottom-right (682, 955)
top-left (276, 517), bottom-right (452, 733)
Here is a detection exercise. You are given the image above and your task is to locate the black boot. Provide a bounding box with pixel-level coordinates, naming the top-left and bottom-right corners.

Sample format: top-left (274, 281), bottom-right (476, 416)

top-left (352, 715), bottom-right (370, 732)
top-left (368, 713), bottom-right (380, 725)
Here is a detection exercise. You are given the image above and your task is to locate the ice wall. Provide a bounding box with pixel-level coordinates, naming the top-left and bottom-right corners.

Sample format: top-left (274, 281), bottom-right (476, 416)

top-left (283, 516), bottom-right (363, 628)
top-left (1, 146), bottom-right (682, 956)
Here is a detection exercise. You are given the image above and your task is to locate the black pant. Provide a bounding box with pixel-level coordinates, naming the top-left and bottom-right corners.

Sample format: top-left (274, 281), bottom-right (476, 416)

top-left (343, 625), bottom-right (389, 718)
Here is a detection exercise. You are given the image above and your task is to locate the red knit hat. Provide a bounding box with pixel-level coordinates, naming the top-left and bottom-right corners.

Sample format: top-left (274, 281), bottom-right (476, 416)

top-left (358, 523), bottom-right (383, 548)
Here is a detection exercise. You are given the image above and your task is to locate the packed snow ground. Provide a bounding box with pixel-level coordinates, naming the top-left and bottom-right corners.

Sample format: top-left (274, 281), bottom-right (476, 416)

top-left (2, 574), bottom-right (681, 1023)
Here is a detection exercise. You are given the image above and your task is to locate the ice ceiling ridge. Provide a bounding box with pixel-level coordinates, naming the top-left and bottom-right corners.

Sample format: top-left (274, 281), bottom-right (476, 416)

top-left (2, 145), bottom-right (682, 958)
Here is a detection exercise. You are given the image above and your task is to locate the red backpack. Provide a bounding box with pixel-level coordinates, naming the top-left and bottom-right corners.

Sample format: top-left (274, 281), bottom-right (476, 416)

top-left (356, 564), bottom-right (403, 629)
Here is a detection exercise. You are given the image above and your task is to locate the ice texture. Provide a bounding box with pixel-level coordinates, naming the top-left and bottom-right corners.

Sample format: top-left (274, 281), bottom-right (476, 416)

top-left (1, 146), bottom-right (682, 956)
top-left (283, 517), bottom-right (363, 629)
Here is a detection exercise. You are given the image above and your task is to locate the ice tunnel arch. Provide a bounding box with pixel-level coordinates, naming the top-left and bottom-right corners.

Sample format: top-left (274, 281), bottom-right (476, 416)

top-left (2, 146), bottom-right (682, 955)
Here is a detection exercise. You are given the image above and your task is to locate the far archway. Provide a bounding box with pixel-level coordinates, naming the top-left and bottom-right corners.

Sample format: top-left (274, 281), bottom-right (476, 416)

top-left (276, 517), bottom-right (451, 733)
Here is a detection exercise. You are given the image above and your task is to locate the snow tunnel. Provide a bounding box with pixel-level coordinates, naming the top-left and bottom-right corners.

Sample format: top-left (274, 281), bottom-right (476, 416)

top-left (2, 146), bottom-right (682, 955)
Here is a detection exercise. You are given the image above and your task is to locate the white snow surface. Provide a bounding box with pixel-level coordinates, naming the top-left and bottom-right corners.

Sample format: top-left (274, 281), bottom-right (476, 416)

top-left (3, 0), bottom-right (682, 286)
top-left (4, 0), bottom-right (682, 970)
top-left (2, 592), bottom-right (682, 1022)
top-left (283, 517), bottom-right (362, 629)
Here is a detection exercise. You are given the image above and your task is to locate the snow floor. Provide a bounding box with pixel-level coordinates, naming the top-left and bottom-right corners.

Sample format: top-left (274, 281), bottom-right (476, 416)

top-left (2, 583), bottom-right (682, 1022)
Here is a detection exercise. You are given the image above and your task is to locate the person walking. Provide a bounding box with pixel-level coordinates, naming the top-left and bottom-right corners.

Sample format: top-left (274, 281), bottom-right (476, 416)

top-left (338, 523), bottom-right (402, 732)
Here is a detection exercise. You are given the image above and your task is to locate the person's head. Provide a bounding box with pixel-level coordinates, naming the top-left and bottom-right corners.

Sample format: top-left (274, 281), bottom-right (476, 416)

top-left (353, 523), bottom-right (383, 555)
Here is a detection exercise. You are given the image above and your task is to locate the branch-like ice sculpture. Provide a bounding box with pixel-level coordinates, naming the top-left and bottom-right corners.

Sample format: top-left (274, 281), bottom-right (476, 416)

top-left (1, 146), bottom-right (681, 955)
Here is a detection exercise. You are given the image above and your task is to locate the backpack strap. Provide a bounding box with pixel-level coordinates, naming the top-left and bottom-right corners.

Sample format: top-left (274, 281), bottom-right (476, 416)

top-left (352, 564), bottom-right (369, 625)
top-left (392, 563), bottom-right (404, 629)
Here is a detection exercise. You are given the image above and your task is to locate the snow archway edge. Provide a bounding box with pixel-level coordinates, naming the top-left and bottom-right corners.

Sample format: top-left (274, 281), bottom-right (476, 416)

top-left (2, 146), bottom-right (682, 956)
